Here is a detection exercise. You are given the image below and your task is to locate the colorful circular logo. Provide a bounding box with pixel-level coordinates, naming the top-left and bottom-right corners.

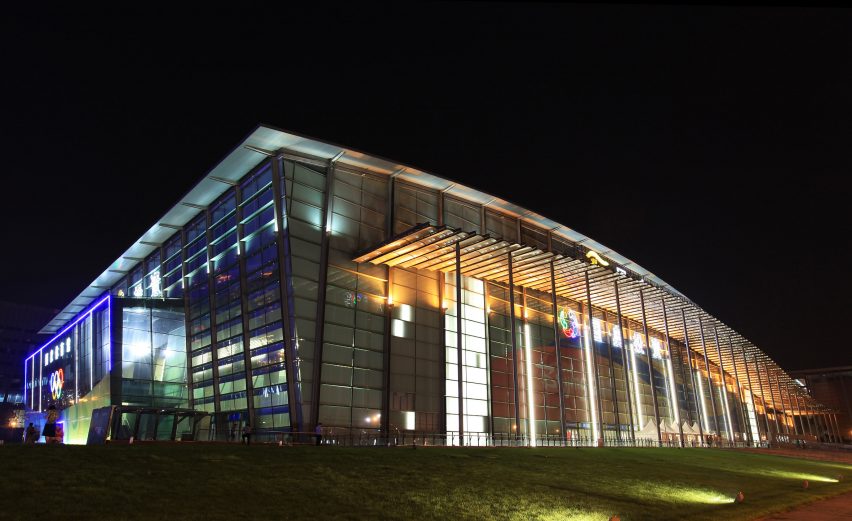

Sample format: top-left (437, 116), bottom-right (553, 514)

top-left (558, 308), bottom-right (580, 339)
top-left (49, 368), bottom-right (64, 400)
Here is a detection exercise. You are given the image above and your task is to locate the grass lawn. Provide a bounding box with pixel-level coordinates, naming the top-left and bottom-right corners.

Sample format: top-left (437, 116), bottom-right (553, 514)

top-left (2, 445), bottom-right (850, 520)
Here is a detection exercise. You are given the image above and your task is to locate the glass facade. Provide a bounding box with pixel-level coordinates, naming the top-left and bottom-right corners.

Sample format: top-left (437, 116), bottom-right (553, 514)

top-left (24, 128), bottom-right (827, 446)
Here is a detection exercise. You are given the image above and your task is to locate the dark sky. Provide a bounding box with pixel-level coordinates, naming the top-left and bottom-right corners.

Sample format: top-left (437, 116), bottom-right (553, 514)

top-left (1, 4), bottom-right (850, 370)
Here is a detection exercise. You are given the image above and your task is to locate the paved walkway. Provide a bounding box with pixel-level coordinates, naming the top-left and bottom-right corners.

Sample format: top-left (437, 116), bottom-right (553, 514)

top-left (757, 491), bottom-right (852, 520)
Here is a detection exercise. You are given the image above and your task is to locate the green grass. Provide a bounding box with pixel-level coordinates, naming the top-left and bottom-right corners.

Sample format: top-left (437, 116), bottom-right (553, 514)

top-left (2, 445), bottom-right (850, 520)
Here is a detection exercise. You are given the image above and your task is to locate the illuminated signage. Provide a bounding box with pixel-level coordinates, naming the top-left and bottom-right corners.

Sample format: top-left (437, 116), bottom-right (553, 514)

top-left (49, 369), bottom-right (64, 400)
top-left (132, 284), bottom-right (144, 297)
top-left (558, 308), bottom-right (580, 339)
top-left (586, 250), bottom-right (610, 267)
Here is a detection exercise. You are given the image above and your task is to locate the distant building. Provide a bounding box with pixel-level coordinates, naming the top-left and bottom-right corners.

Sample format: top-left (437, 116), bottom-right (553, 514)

top-left (791, 367), bottom-right (852, 443)
top-left (21, 125), bottom-right (842, 446)
top-left (0, 301), bottom-right (55, 440)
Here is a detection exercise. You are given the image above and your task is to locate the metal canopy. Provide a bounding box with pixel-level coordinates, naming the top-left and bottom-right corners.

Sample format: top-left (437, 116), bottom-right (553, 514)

top-left (355, 224), bottom-right (827, 414)
top-left (40, 124), bottom-right (687, 335)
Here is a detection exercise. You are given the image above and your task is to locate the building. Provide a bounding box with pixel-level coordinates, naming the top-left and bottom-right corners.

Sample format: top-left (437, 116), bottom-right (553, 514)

top-left (23, 125), bottom-right (844, 446)
top-left (791, 367), bottom-right (852, 443)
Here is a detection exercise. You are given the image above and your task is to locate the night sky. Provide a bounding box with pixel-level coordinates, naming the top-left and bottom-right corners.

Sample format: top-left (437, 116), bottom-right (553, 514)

top-left (2, 5), bottom-right (850, 370)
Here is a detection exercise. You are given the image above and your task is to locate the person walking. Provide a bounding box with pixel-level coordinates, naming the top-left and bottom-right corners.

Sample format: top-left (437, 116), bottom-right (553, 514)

top-left (43, 405), bottom-right (58, 444)
top-left (242, 423), bottom-right (252, 445)
top-left (25, 423), bottom-right (37, 444)
top-left (315, 423), bottom-right (323, 446)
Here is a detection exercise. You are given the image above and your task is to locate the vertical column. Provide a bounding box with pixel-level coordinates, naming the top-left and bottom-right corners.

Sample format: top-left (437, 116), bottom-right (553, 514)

top-left (639, 290), bottom-right (662, 446)
top-left (661, 299), bottom-right (683, 447)
top-left (235, 183), bottom-right (258, 429)
top-left (794, 393), bottom-right (808, 437)
top-left (753, 355), bottom-right (772, 442)
top-left (786, 381), bottom-right (798, 437)
top-left (507, 252), bottom-right (521, 440)
top-left (775, 371), bottom-right (790, 435)
top-left (787, 384), bottom-right (800, 436)
top-left (726, 336), bottom-right (750, 445)
top-left (455, 243), bottom-right (465, 446)
top-left (698, 321), bottom-right (720, 437)
top-left (180, 227), bottom-right (193, 409)
top-left (712, 325), bottom-right (734, 443)
top-left (203, 207), bottom-right (223, 419)
top-left (548, 261), bottom-right (566, 441)
top-left (832, 413), bottom-right (843, 443)
top-left (603, 310), bottom-right (621, 442)
top-left (309, 157), bottom-right (337, 431)
top-left (824, 412), bottom-right (835, 443)
top-left (271, 157), bottom-right (303, 434)
top-left (522, 287), bottom-right (537, 447)
top-left (584, 271), bottom-right (604, 445)
top-left (680, 310), bottom-right (704, 443)
top-left (765, 362), bottom-right (781, 436)
top-left (381, 268), bottom-right (392, 441)
top-left (803, 400), bottom-right (815, 437)
top-left (614, 281), bottom-right (635, 443)
top-left (739, 345), bottom-right (761, 446)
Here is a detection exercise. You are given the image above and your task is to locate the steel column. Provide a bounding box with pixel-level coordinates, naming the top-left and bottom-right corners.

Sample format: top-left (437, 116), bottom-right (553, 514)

top-left (775, 370), bottom-right (790, 435)
top-left (235, 181), bottom-right (257, 430)
top-left (765, 361), bottom-right (781, 436)
top-left (698, 320), bottom-right (720, 437)
top-left (726, 336), bottom-right (750, 445)
top-left (507, 251), bottom-right (521, 440)
top-left (712, 325), bottom-right (733, 442)
top-left (584, 271), bottom-right (605, 445)
top-left (603, 310), bottom-right (622, 442)
top-left (753, 355), bottom-right (772, 442)
top-left (680, 309), bottom-right (704, 443)
top-left (270, 157), bottom-right (302, 434)
top-left (739, 345), bottom-right (760, 445)
top-left (309, 158), bottom-right (337, 430)
top-left (548, 261), bottom-right (566, 440)
top-left (614, 281), bottom-right (635, 443)
top-left (639, 290), bottom-right (662, 446)
top-left (661, 299), bottom-right (683, 447)
top-left (455, 242), bottom-right (465, 446)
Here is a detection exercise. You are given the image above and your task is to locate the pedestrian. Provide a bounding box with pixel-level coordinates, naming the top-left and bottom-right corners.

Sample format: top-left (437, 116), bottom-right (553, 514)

top-left (230, 423), bottom-right (237, 443)
top-left (43, 405), bottom-right (58, 444)
top-left (25, 423), bottom-right (37, 444)
top-left (315, 423), bottom-right (323, 446)
top-left (242, 424), bottom-right (252, 445)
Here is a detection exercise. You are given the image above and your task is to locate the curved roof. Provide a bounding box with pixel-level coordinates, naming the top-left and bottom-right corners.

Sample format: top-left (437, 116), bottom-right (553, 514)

top-left (37, 124), bottom-right (827, 415)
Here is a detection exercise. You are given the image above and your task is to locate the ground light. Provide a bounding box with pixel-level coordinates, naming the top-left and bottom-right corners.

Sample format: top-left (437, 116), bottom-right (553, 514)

top-left (747, 470), bottom-right (840, 483)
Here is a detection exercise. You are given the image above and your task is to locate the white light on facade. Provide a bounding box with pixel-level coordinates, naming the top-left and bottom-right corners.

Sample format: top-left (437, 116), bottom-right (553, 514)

top-left (583, 325), bottom-right (599, 441)
top-left (404, 411), bottom-right (415, 431)
top-left (592, 318), bottom-right (603, 343)
top-left (650, 338), bottom-right (663, 360)
top-left (631, 340), bottom-right (643, 427)
top-left (524, 323), bottom-right (537, 447)
top-left (721, 380), bottom-right (734, 441)
top-left (612, 325), bottom-right (623, 348)
top-left (696, 370), bottom-right (710, 433)
top-left (666, 355), bottom-right (680, 427)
